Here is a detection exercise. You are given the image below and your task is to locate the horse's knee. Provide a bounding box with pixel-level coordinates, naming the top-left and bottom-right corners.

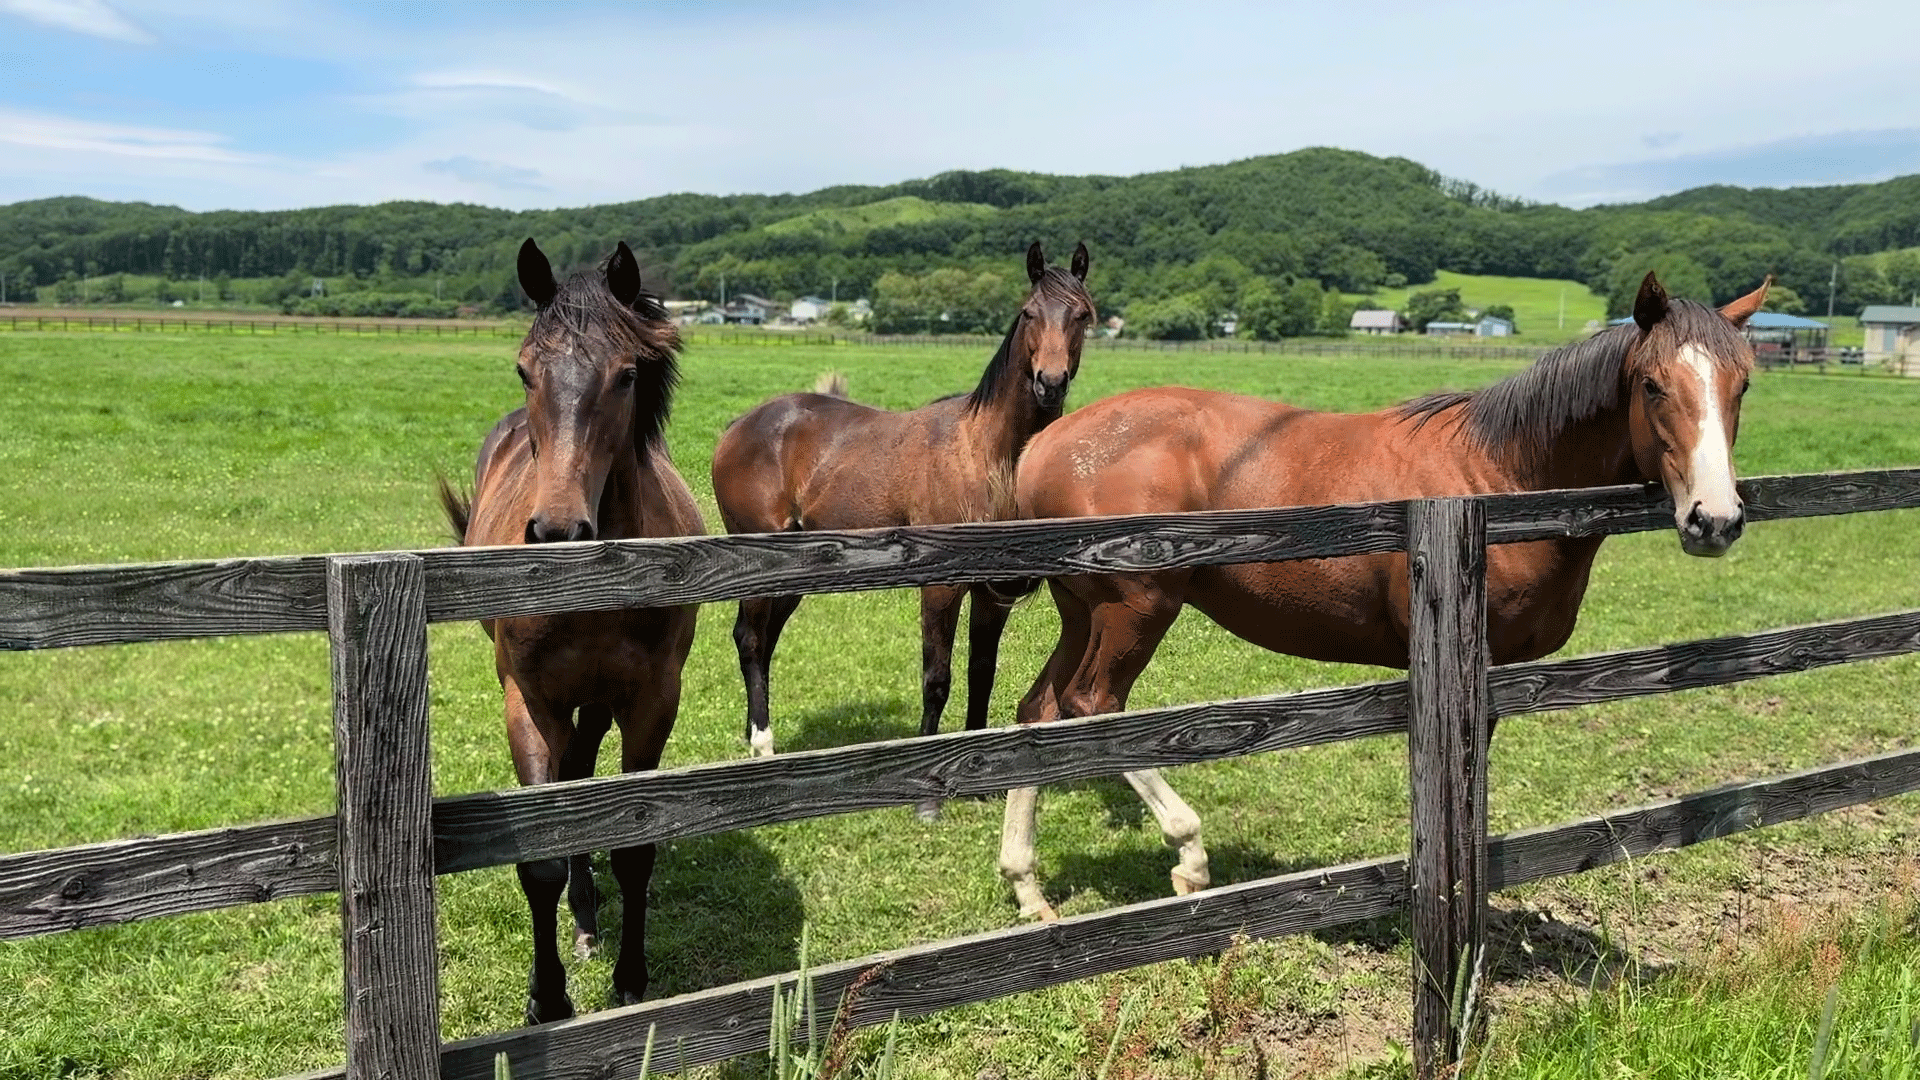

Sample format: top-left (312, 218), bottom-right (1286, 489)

top-left (517, 857), bottom-right (568, 898)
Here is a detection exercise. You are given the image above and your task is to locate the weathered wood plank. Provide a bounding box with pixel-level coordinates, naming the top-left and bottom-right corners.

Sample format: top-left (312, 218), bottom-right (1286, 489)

top-left (6, 608), bottom-right (1917, 940)
top-left (328, 554), bottom-right (441, 1080)
top-left (1406, 499), bottom-right (1489, 1077)
top-left (0, 817), bottom-right (336, 939)
top-left (434, 606), bottom-right (1920, 876)
top-left (4, 468), bottom-right (1916, 649)
top-left (285, 743), bottom-right (1920, 1080)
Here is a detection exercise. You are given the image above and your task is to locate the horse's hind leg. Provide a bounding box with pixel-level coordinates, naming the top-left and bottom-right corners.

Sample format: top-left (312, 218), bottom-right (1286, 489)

top-left (733, 594), bottom-right (802, 757)
top-left (504, 679), bottom-right (576, 1024)
top-left (559, 703), bottom-right (612, 959)
top-left (1124, 769), bottom-right (1209, 896)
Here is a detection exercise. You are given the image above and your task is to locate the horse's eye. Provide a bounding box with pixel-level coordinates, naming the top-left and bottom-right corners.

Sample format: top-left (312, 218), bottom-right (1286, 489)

top-left (516, 365), bottom-right (532, 388)
top-left (1641, 376), bottom-right (1663, 399)
top-left (617, 366), bottom-right (638, 388)
top-left (1739, 379), bottom-right (1752, 397)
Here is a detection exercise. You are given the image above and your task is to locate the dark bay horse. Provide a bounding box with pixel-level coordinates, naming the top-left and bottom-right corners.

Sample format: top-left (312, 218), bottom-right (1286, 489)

top-left (997, 273), bottom-right (1769, 920)
top-left (711, 242), bottom-right (1094, 777)
top-left (439, 238), bottom-right (704, 1021)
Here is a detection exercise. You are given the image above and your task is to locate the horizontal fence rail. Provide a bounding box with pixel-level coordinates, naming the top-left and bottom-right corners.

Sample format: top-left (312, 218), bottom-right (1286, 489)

top-left (7, 606), bottom-right (1917, 941)
top-left (5, 468), bottom-right (1920, 651)
top-left (273, 743), bottom-right (1920, 1080)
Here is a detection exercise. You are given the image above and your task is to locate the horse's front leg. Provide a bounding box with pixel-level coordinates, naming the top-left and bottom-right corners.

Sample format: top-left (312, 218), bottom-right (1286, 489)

top-left (964, 585), bottom-right (1016, 731)
top-left (504, 677), bottom-right (577, 1024)
top-left (608, 665), bottom-right (682, 1007)
top-left (559, 703), bottom-right (612, 959)
top-left (914, 584), bottom-right (968, 821)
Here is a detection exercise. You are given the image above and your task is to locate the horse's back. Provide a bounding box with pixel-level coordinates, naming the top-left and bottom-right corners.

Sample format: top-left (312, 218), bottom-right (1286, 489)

top-left (712, 392), bottom-right (937, 532)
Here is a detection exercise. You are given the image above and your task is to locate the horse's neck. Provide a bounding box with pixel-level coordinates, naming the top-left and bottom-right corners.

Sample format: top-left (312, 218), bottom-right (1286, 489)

top-left (1490, 409), bottom-right (1642, 494)
top-left (965, 349), bottom-right (1051, 465)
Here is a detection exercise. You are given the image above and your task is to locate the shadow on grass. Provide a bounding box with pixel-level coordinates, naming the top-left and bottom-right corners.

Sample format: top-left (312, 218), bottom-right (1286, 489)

top-left (598, 829), bottom-right (806, 1001)
top-left (780, 695), bottom-right (915, 752)
top-left (1310, 905), bottom-right (1671, 994)
top-left (1046, 839), bottom-right (1327, 911)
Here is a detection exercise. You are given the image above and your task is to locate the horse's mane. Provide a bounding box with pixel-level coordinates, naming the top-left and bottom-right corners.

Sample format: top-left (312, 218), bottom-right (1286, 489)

top-left (966, 266), bottom-right (1091, 413)
top-left (1396, 299), bottom-right (1750, 465)
top-left (525, 266), bottom-right (682, 454)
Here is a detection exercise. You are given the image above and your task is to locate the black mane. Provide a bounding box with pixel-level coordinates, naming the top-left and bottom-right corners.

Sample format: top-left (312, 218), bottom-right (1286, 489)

top-left (1397, 299), bottom-right (1750, 466)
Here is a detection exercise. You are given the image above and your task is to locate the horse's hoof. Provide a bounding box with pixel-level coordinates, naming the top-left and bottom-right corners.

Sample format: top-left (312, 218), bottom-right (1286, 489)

top-left (610, 987), bottom-right (645, 1009)
top-left (1018, 899), bottom-right (1059, 922)
top-left (913, 799), bottom-right (942, 823)
top-left (749, 727), bottom-right (776, 758)
top-left (573, 931), bottom-right (598, 961)
top-left (1171, 868), bottom-right (1208, 897)
top-left (524, 994), bottom-right (575, 1026)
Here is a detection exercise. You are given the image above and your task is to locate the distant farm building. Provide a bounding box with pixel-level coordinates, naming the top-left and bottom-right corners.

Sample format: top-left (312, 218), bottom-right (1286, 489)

top-left (1350, 309), bottom-right (1404, 335)
top-left (1477, 315), bottom-right (1514, 337)
top-left (1424, 321), bottom-right (1475, 337)
top-left (722, 294), bottom-right (777, 325)
top-left (1860, 305), bottom-right (1920, 372)
top-left (790, 296), bottom-right (832, 323)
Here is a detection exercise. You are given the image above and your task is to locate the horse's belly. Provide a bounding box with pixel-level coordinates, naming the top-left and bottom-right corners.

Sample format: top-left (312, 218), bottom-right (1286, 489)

top-left (1185, 559), bottom-right (1408, 669)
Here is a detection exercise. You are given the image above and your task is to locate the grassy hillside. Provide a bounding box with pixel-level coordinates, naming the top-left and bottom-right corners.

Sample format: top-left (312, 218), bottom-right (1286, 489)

top-left (1354, 271), bottom-right (1609, 341)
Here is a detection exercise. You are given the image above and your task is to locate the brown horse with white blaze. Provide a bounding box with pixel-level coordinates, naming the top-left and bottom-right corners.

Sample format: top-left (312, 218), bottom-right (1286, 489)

top-left (712, 242), bottom-right (1093, 780)
top-left (439, 238), bottom-right (704, 1021)
top-left (998, 273), bottom-right (1768, 920)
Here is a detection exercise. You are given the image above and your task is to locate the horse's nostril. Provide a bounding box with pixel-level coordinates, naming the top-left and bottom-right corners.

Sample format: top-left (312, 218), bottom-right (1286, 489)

top-left (526, 518), bottom-right (543, 544)
top-left (572, 521), bottom-right (595, 542)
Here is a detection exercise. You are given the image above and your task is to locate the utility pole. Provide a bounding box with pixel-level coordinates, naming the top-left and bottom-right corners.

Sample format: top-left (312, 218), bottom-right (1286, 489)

top-left (831, 276), bottom-right (838, 304)
top-left (720, 273), bottom-right (727, 308)
top-left (436, 278), bottom-right (442, 302)
top-left (2, 272), bottom-right (7, 305)
top-left (1827, 262), bottom-right (1838, 319)
top-left (1557, 288), bottom-right (1565, 331)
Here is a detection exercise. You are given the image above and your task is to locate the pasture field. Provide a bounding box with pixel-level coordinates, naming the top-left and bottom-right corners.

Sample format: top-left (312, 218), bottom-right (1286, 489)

top-left (2, 331), bottom-right (1920, 1079)
top-left (1353, 270), bottom-right (1610, 343)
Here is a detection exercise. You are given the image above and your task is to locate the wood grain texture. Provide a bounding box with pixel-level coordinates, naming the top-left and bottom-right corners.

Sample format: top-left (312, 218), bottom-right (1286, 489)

top-left (283, 743), bottom-right (1920, 1080)
top-left (5, 468), bottom-right (1916, 649)
top-left (6, 608), bottom-right (1917, 940)
top-left (0, 816), bottom-right (336, 940)
top-left (1406, 499), bottom-right (1489, 1076)
top-left (328, 554), bottom-right (441, 1080)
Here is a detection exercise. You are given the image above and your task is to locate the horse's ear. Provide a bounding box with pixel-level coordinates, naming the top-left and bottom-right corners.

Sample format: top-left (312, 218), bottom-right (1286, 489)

top-left (518, 238), bottom-right (557, 309)
top-left (1027, 241), bottom-right (1045, 284)
top-left (1070, 241), bottom-right (1090, 282)
top-left (1720, 275), bottom-right (1771, 328)
top-left (1632, 271), bottom-right (1668, 331)
top-left (606, 241), bottom-right (643, 307)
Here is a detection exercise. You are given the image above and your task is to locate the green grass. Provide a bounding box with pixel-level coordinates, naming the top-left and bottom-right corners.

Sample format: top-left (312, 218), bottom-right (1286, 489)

top-left (1353, 270), bottom-right (1610, 343)
top-left (2, 332), bottom-right (1919, 1079)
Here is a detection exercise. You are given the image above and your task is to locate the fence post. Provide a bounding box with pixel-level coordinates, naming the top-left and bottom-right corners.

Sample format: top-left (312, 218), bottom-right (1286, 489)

top-left (1406, 497), bottom-right (1489, 1079)
top-left (327, 553), bottom-right (441, 1080)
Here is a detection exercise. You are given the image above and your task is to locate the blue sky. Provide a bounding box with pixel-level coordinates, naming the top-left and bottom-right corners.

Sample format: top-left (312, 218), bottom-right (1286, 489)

top-left (3, 0), bottom-right (1918, 212)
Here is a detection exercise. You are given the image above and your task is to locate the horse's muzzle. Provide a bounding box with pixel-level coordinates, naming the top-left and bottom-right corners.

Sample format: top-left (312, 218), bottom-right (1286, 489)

top-left (1679, 501), bottom-right (1744, 557)
top-left (526, 516), bottom-right (596, 544)
top-left (1033, 374), bottom-right (1069, 410)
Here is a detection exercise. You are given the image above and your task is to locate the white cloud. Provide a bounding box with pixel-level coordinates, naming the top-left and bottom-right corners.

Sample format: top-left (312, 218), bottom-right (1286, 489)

top-left (0, 0), bottom-right (152, 43)
top-left (0, 108), bottom-right (261, 163)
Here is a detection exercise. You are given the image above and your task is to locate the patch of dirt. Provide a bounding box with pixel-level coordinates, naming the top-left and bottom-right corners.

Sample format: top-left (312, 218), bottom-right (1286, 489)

top-left (1227, 823), bottom-right (1920, 1078)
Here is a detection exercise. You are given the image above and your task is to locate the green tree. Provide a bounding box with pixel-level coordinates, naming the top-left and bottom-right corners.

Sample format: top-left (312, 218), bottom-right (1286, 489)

top-left (1318, 291), bottom-right (1359, 335)
top-left (1236, 280), bottom-right (1287, 340)
top-left (1605, 253), bottom-right (1712, 318)
top-left (1128, 294), bottom-right (1212, 340)
top-left (1761, 284), bottom-right (1806, 315)
top-left (1404, 287), bottom-right (1468, 331)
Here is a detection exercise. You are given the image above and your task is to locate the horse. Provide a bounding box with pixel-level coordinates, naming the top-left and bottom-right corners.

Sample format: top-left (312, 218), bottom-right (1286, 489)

top-left (710, 241), bottom-right (1094, 784)
top-left (438, 238), bottom-right (704, 1022)
top-left (996, 273), bottom-right (1769, 921)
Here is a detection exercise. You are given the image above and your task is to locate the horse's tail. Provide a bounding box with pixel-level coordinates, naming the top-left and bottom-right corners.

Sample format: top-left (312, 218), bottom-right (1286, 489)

top-left (435, 474), bottom-right (472, 545)
top-left (812, 370), bottom-right (849, 398)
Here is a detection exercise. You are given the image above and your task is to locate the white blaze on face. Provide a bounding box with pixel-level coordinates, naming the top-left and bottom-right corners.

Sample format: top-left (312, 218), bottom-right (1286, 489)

top-left (1678, 343), bottom-right (1739, 523)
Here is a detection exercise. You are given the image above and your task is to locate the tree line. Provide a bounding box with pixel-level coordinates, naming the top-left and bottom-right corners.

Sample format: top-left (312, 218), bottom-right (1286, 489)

top-left (5, 148), bottom-right (1919, 333)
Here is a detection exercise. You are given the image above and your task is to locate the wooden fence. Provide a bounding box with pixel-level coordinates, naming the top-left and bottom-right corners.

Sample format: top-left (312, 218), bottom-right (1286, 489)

top-left (4, 467), bottom-right (1920, 1079)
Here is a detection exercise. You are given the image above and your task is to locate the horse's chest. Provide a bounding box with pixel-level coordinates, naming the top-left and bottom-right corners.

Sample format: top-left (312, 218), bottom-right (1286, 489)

top-left (497, 609), bottom-right (685, 701)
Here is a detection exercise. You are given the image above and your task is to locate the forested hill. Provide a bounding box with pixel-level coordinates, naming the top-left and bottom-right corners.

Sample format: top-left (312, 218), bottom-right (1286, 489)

top-left (5, 147), bottom-right (1919, 320)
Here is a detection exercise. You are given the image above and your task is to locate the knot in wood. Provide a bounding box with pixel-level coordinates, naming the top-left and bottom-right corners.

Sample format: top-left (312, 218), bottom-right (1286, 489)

top-left (59, 874), bottom-right (94, 901)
